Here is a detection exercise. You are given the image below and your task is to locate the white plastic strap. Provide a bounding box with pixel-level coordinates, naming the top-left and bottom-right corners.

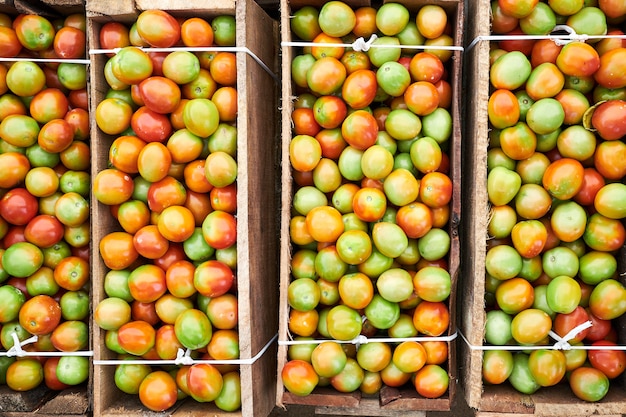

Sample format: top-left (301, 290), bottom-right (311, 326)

top-left (459, 328), bottom-right (626, 352)
top-left (93, 333), bottom-right (278, 366)
top-left (0, 57), bottom-right (90, 64)
top-left (281, 34), bottom-right (464, 52)
top-left (0, 332), bottom-right (94, 357)
top-left (467, 27), bottom-right (626, 51)
top-left (278, 331), bottom-right (458, 347)
top-left (549, 320), bottom-right (593, 351)
top-left (89, 46), bottom-right (279, 83)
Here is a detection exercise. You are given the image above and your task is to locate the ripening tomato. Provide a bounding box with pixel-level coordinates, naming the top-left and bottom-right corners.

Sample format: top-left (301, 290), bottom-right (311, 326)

top-left (6, 359), bottom-right (43, 391)
top-left (100, 231), bottom-right (139, 271)
top-left (282, 359), bottom-right (319, 396)
top-left (19, 294), bottom-right (61, 335)
top-left (341, 69), bottom-right (377, 110)
top-left (569, 367), bottom-right (609, 402)
top-left (594, 48), bottom-right (626, 89)
top-left (138, 370), bottom-right (178, 411)
top-left (138, 76), bottom-right (181, 115)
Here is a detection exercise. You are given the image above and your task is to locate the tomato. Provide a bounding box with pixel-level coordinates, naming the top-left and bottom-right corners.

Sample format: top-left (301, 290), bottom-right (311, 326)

top-left (0, 152), bottom-right (30, 188)
top-left (588, 340), bottom-right (626, 379)
top-left (282, 359), bottom-right (319, 396)
top-left (556, 42), bottom-right (600, 78)
top-left (193, 259), bottom-right (234, 298)
top-left (0, 284), bottom-right (25, 322)
top-left (589, 279), bottom-right (626, 320)
top-left (50, 320), bottom-right (88, 352)
top-left (3, 241), bottom-right (43, 278)
top-left (53, 26), bottom-right (85, 59)
top-left (95, 98), bottom-right (133, 135)
top-left (511, 308), bottom-right (552, 344)
top-left (136, 10), bottom-right (180, 48)
top-left (594, 183), bottom-right (626, 220)
top-left (131, 106), bottom-right (173, 143)
top-left (595, 47), bottom-right (626, 89)
top-left (491, 51), bottom-right (532, 90)
top-left (329, 357), bottom-right (364, 393)
top-left (137, 76), bottom-right (181, 115)
top-left (115, 362), bottom-right (150, 394)
top-left (594, 140), bottom-right (626, 180)
top-left (59, 290), bottom-right (89, 321)
top-left (414, 364), bottom-right (449, 398)
top-left (0, 188), bottom-right (38, 226)
top-left (202, 210), bottom-right (236, 250)
top-left (174, 308), bottom-right (212, 350)
top-left (19, 294), bottom-right (61, 335)
top-left (6, 359), bottom-right (43, 391)
top-left (99, 21), bottom-right (130, 53)
top-left (53, 256), bottom-right (89, 291)
top-left (29, 88), bottom-right (69, 124)
top-left (214, 371), bottom-right (241, 411)
top-left (591, 100), bottom-right (626, 141)
top-left (583, 213), bottom-right (625, 252)
top-left (138, 371), bottom-right (178, 411)
top-left (553, 306), bottom-right (589, 345)
top-left (181, 17), bottom-right (213, 47)
top-left (117, 320), bottom-right (156, 356)
top-left (0, 26), bottom-right (21, 58)
top-left (99, 231), bottom-right (139, 271)
top-left (483, 350), bottom-right (514, 384)
top-left (494, 277), bottom-right (534, 314)
top-left (569, 367), bottom-right (609, 402)
top-left (307, 57), bottom-right (346, 96)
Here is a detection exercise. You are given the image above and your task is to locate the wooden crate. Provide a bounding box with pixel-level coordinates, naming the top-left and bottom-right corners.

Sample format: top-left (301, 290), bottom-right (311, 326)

top-left (86, 0), bottom-right (280, 416)
top-left (0, 1), bottom-right (91, 416)
top-left (276, 0), bottom-right (464, 414)
top-left (1, 0), bottom-right (84, 17)
top-left (459, 0), bottom-right (626, 415)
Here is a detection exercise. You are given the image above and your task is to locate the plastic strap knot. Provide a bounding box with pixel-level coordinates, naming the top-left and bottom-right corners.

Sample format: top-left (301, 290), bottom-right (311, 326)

top-left (550, 320), bottom-right (593, 351)
top-left (6, 333), bottom-right (38, 357)
top-left (551, 25), bottom-right (589, 45)
top-left (352, 34), bottom-right (378, 52)
top-left (175, 348), bottom-right (195, 365)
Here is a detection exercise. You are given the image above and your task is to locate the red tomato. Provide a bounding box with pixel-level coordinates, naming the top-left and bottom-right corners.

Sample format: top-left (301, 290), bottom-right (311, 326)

top-left (553, 306), bottom-right (590, 344)
top-left (588, 340), bottom-right (626, 379)
top-left (99, 22), bottom-right (130, 54)
top-left (131, 106), bottom-right (173, 143)
top-left (591, 100), bottom-right (626, 141)
top-left (24, 215), bottom-right (63, 248)
top-left (53, 26), bottom-right (85, 59)
top-left (43, 357), bottom-right (71, 390)
top-left (0, 188), bottom-right (38, 225)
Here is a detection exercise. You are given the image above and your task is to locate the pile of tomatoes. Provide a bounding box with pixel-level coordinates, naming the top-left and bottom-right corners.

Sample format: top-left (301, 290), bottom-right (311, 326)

top-left (0, 13), bottom-right (91, 392)
top-left (482, 0), bottom-right (626, 403)
top-left (281, 1), bottom-right (458, 400)
top-left (91, 10), bottom-right (241, 412)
